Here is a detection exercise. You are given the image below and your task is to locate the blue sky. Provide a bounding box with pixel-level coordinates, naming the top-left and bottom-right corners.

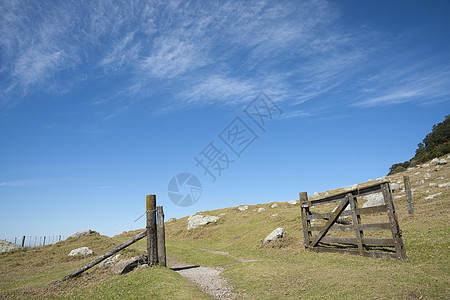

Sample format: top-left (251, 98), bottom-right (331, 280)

top-left (1, 0), bottom-right (449, 241)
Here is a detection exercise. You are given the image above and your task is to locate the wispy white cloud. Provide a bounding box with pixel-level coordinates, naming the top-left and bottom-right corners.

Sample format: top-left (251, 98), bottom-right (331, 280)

top-left (1, 0), bottom-right (447, 119)
top-left (353, 59), bottom-right (450, 107)
top-left (142, 37), bottom-right (207, 78)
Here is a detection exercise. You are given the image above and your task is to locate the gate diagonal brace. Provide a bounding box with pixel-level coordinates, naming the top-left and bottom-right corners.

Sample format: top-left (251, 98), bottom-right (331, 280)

top-left (310, 196), bottom-right (349, 247)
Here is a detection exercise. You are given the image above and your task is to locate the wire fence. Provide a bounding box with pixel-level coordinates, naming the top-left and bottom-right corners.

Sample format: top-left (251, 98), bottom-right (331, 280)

top-left (3, 235), bottom-right (68, 248)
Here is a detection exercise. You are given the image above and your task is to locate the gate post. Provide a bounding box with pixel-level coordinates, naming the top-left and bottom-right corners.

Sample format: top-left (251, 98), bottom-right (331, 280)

top-left (300, 192), bottom-right (311, 248)
top-left (157, 206), bottom-right (167, 267)
top-left (146, 195), bottom-right (158, 265)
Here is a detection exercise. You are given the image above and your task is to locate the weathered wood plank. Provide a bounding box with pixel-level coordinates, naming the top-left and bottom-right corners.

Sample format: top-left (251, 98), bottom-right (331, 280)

top-left (146, 195), bottom-right (158, 266)
top-left (310, 225), bottom-right (353, 232)
top-left (382, 183), bottom-right (407, 260)
top-left (356, 205), bottom-right (387, 215)
top-left (157, 206), bottom-right (166, 267)
top-left (307, 204), bottom-right (386, 220)
top-left (319, 236), bottom-right (395, 247)
top-left (349, 193), bottom-right (364, 255)
top-left (300, 192), bottom-right (311, 247)
top-left (309, 246), bottom-right (400, 260)
top-left (403, 175), bottom-right (414, 214)
top-left (360, 223), bottom-right (391, 230)
top-left (310, 223), bottom-right (391, 231)
top-left (53, 230), bottom-right (147, 284)
top-left (308, 210), bottom-right (353, 220)
top-left (310, 196), bottom-right (349, 247)
top-left (309, 181), bottom-right (386, 205)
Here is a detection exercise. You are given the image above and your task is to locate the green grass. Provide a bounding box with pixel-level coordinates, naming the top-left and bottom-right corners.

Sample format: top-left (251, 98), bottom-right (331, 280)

top-left (54, 266), bottom-right (211, 300)
top-left (1, 155), bottom-right (449, 299)
top-left (0, 234), bottom-right (208, 299)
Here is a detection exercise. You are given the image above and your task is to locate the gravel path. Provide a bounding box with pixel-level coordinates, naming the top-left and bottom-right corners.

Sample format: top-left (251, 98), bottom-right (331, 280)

top-left (171, 264), bottom-right (239, 299)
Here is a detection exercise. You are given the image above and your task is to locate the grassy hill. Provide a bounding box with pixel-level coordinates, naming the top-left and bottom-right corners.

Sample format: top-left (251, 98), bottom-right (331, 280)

top-left (1, 155), bottom-right (449, 299)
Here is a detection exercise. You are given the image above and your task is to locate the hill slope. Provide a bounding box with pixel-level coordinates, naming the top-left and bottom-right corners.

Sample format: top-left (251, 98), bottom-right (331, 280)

top-left (1, 155), bottom-right (449, 299)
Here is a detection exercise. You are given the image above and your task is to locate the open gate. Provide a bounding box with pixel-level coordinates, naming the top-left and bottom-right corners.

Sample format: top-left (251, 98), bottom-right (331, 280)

top-left (300, 181), bottom-right (407, 260)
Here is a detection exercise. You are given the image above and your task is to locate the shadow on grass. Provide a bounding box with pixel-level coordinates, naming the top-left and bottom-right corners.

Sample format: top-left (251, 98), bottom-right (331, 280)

top-left (170, 265), bottom-right (200, 271)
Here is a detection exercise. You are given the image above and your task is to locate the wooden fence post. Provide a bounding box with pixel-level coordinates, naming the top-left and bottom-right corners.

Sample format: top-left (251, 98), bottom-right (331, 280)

top-left (403, 176), bottom-right (414, 214)
top-left (21, 236), bottom-right (25, 247)
top-left (146, 195), bottom-right (158, 266)
top-left (300, 192), bottom-right (311, 247)
top-left (157, 206), bottom-right (167, 267)
top-left (43, 236), bottom-right (46, 246)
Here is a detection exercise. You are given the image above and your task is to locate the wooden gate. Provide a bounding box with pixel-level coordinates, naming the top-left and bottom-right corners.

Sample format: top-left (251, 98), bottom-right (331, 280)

top-left (300, 181), bottom-right (407, 260)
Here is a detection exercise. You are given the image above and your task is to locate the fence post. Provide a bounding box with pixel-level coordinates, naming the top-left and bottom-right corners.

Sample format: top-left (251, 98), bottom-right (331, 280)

top-left (43, 236), bottom-right (46, 246)
top-left (403, 176), bottom-right (414, 214)
top-left (157, 206), bottom-right (167, 267)
top-left (14, 237), bottom-right (17, 245)
top-left (21, 236), bottom-right (25, 247)
top-left (146, 195), bottom-right (158, 266)
top-left (300, 192), bottom-right (311, 248)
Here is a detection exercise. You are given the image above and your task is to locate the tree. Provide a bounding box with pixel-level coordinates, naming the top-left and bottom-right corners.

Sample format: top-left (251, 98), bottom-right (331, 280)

top-left (388, 115), bottom-right (450, 175)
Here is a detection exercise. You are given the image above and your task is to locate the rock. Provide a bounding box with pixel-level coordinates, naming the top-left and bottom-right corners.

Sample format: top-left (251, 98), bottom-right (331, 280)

top-left (362, 192), bottom-right (384, 208)
top-left (416, 180), bottom-right (425, 184)
top-left (271, 203), bottom-right (278, 208)
top-left (430, 158), bottom-right (439, 163)
top-left (187, 215), bottom-right (219, 230)
top-left (394, 196), bottom-right (402, 199)
top-left (438, 182), bottom-right (450, 188)
top-left (263, 228), bottom-right (285, 244)
top-left (323, 192), bottom-right (329, 197)
top-left (424, 192), bottom-right (442, 200)
top-left (422, 163), bottom-right (430, 168)
top-left (112, 256), bottom-right (147, 275)
top-left (0, 240), bottom-right (21, 253)
top-left (256, 208), bottom-right (265, 213)
top-left (312, 192), bottom-right (319, 197)
top-left (447, 154), bottom-right (450, 159)
top-left (68, 247), bottom-right (94, 257)
top-left (436, 159), bottom-right (447, 165)
top-left (377, 176), bottom-right (387, 181)
top-left (414, 172), bottom-right (421, 175)
top-left (429, 183), bottom-right (437, 186)
top-left (166, 218), bottom-right (176, 223)
top-left (390, 183), bottom-right (402, 191)
top-left (271, 214), bottom-right (278, 217)
top-left (100, 254), bottom-right (121, 268)
top-left (69, 229), bottom-right (98, 239)
top-left (424, 173), bottom-right (431, 178)
top-left (288, 200), bottom-right (298, 205)
top-left (238, 205), bottom-right (248, 211)
top-left (437, 176), bottom-right (444, 180)
top-left (219, 213), bottom-right (226, 216)
top-left (407, 167), bottom-right (414, 171)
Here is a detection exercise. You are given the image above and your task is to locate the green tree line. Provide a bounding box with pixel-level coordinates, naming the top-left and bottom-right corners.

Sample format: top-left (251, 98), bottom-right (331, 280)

top-left (388, 115), bottom-right (450, 175)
